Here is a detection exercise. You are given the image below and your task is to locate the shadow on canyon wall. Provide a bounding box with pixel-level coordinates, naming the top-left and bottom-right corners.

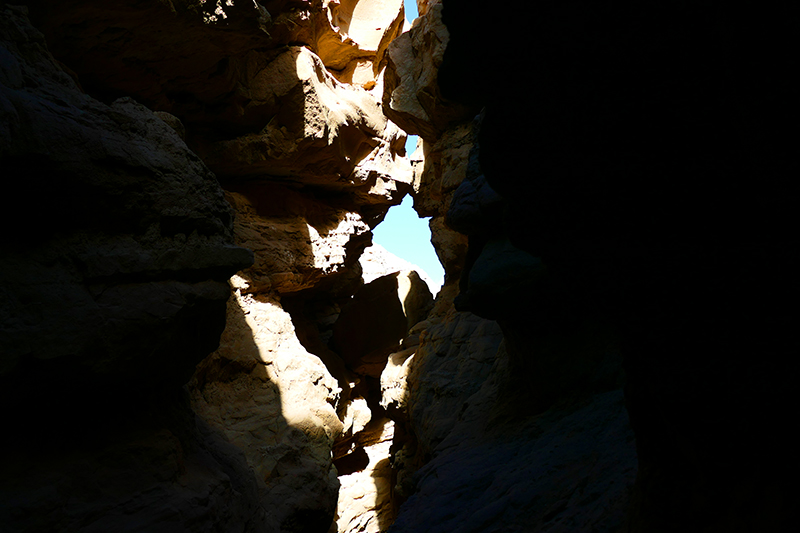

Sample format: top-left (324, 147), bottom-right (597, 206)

top-left (438, 1), bottom-right (798, 531)
top-left (190, 292), bottom-right (341, 533)
top-left (1, 5), bottom-right (321, 531)
top-left (285, 265), bottom-right (434, 532)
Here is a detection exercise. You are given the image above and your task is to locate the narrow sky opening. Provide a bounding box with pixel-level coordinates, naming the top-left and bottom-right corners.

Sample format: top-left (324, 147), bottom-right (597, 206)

top-left (404, 1), bottom-right (419, 23)
top-left (373, 133), bottom-right (444, 295)
top-left (375, 4), bottom-right (433, 295)
top-left (405, 133), bottom-right (418, 156)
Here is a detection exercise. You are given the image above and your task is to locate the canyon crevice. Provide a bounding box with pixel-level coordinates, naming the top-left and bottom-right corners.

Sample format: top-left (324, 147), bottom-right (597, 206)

top-left (2, 1), bottom-right (795, 532)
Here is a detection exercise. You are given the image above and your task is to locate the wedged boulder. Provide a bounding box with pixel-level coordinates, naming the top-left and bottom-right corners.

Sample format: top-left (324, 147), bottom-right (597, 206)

top-left (359, 243), bottom-right (439, 296)
top-left (197, 45), bottom-right (412, 202)
top-left (331, 270), bottom-right (433, 378)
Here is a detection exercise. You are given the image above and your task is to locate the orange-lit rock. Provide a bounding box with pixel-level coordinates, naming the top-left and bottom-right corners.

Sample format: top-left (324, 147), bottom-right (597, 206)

top-left (190, 292), bottom-right (343, 532)
top-left (196, 45), bottom-right (413, 205)
top-left (381, 0), bottom-right (472, 140)
top-left (224, 189), bottom-right (371, 295)
top-left (316, 0), bottom-right (405, 90)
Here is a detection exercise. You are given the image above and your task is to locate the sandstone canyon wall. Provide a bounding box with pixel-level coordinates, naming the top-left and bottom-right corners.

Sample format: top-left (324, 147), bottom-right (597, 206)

top-left (2, 1), bottom-right (795, 532)
top-left (390, 1), bottom-right (796, 532)
top-left (380, 3), bottom-right (636, 531)
top-left (2, 1), bottom-right (424, 531)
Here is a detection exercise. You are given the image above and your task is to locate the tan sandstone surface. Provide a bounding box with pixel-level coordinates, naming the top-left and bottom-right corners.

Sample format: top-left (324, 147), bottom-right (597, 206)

top-left (1, 1), bottom-right (430, 532)
top-left (359, 244), bottom-right (439, 295)
top-left (4, 1), bottom-right (636, 531)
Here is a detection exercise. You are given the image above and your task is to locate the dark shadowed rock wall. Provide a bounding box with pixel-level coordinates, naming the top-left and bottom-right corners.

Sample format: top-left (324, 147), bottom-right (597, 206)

top-left (428, 1), bottom-right (797, 531)
top-left (0, 4), bottom-right (259, 530)
top-left (377, 3), bottom-right (637, 532)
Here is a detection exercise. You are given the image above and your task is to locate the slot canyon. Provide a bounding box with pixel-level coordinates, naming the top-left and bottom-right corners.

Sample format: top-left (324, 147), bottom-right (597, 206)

top-left (1, 1), bottom-right (795, 532)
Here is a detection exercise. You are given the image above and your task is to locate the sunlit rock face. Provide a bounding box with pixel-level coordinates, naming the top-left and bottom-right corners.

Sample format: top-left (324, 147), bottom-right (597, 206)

top-left (359, 244), bottom-right (438, 295)
top-left (381, 0), bottom-right (469, 141)
top-left (335, 417), bottom-right (395, 533)
top-left (315, 0), bottom-right (405, 89)
top-left (3, 1), bottom-right (424, 532)
top-left (224, 188), bottom-right (372, 295)
top-left (194, 45), bottom-right (411, 205)
top-left (189, 292), bottom-right (343, 533)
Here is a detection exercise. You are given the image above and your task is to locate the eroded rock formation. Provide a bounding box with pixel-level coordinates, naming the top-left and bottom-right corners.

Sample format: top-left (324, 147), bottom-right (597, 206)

top-left (2, 1), bottom-right (422, 531)
top-left (386, 1), bottom-right (796, 532)
top-left (4, 0), bottom-right (792, 531)
top-left (1, 5), bottom-right (259, 530)
top-left (373, 7), bottom-right (637, 530)
top-left (359, 243), bottom-right (438, 295)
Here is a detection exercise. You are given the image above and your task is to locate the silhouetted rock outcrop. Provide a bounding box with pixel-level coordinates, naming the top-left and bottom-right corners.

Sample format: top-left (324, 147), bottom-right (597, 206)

top-left (419, 1), bottom-right (797, 531)
top-left (1, 5), bottom-right (258, 531)
top-left (376, 7), bottom-right (637, 532)
top-left (2, 2), bottom-right (421, 531)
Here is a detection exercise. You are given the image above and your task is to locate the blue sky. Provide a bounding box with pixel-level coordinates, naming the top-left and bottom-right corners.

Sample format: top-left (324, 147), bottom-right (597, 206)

top-left (372, 190), bottom-right (445, 293)
top-left (404, 0), bottom-right (419, 21)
